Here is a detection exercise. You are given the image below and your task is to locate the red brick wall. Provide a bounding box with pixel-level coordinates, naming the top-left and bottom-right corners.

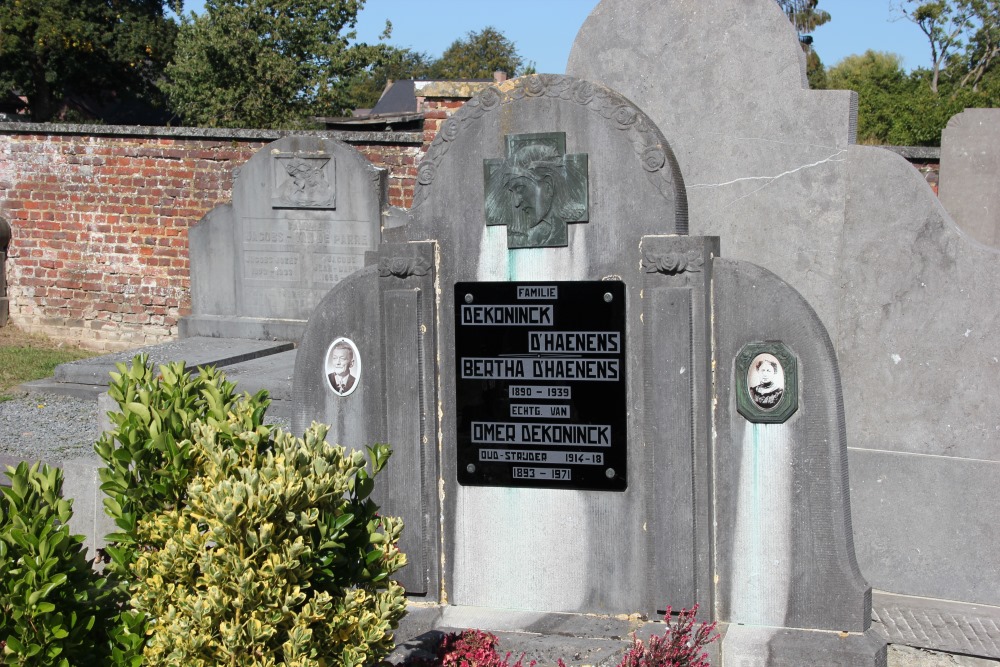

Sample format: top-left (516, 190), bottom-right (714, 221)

top-left (0, 112), bottom-right (944, 351)
top-left (0, 126), bottom-right (427, 350)
top-left (0, 132), bottom-right (264, 349)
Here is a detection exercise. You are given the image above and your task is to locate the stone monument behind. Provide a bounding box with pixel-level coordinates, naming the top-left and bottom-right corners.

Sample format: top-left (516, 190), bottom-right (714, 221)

top-left (568, 0), bottom-right (1000, 660)
top-left (48, 135), bottom-right (388, 558)
top-left (291, 74), bottom-right (884, 665)
top-left (939, 108), bottom-right (1000, 249)
top-left (181, 135), bottom-right (386, 342)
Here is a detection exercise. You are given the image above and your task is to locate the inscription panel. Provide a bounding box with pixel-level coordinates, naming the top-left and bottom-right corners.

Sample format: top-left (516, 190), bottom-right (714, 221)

top-left (455, 281), bottom-right (627, 491)
top-left (239, 217), bottom-right (373, 319)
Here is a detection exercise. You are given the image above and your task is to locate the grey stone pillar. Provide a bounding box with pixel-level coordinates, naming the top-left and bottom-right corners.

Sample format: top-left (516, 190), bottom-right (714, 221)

top-left (640, 234), bottom-right (717, 616)
top-left (0, 217), bottom-right (10, 327)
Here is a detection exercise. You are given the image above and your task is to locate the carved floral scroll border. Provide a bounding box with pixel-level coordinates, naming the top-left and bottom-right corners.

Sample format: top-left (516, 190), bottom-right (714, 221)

top-left (411, 74), bottom-right (686, 227)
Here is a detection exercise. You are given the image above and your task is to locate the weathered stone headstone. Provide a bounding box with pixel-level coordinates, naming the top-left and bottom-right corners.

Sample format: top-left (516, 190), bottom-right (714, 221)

top-left (939, 108), bottom-right (1000, 248)
top-left (291, 74), bottom-right (883, 665)
top-left (180, 135), bottom-right (386, 342)
top-left (568, 0), bottom-right (1000, 660)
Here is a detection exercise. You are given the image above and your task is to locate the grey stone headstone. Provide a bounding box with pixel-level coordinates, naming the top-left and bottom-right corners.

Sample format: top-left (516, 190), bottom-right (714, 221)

top-left (294, 75), bottom-right (688, 610)
top-left (292, 73), bottom-right (881, 664)
top-left (567, 0), bottom-right (1000, 655)
top-left (568, 0), bottom-right (856, 339)
top-left (712, 259), bottom-right (872, 638)
top-left (61, 456), bottom-right (116, 561)
top-left (181, 136), bottom-right (386, 342)
top-left (939, 108), bottom-right (1000, 249)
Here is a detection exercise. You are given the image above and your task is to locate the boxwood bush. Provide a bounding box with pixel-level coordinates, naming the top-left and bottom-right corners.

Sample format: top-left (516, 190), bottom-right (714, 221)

top-left (2, 355), bottom-right (407, 667)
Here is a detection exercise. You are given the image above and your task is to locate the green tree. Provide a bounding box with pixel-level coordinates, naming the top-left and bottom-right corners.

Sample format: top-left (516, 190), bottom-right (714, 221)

top-left (826, 50), bottom-right (980, 145)
top-left (957, 0), bottom-right (1000, 90)
top-left (828, 51), bottom-right (913, 142)
top-left (428, 26), bottom-right (525, 79)
top-left (162, 0), bottom-right (392, 128)
top-left (778, 0), bottom-right (831, 39)
top-left (0, 0), bottom-right (178, 122)
top-left (897, 0), bottom-right (977, 92)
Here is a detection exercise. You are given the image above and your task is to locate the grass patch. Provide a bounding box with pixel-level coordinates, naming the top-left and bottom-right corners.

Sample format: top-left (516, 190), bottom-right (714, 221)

top-left (0, 326), bottom-right (96, 399)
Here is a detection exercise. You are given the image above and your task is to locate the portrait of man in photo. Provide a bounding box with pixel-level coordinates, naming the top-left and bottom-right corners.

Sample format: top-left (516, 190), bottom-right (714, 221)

top-left (326, 338), bottom-right (361, 396)
top-left (747, 353), bottom-right (784, 410)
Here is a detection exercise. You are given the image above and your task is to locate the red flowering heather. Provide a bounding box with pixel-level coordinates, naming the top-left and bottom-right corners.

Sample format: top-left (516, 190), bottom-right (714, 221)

top-left (406, 605), bottom-right (717, 667)
top-left (437, 630), bottom-right (536, 667)
top-left (616, 606), bottom-right (719, 667)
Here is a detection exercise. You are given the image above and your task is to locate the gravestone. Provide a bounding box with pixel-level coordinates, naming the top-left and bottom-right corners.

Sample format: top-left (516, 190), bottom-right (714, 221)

top-left (291, 75), bottom-right (884, 665)
top-left (46, 136), bottom-right (386, 405)
top-left (0, 216), bottom-right (10, 327)
top-left (939, 108), bottom-right (1000, 248)
top-left (45, 135), bottom-right (388, 561)
top-left (180, 135), bottom-right (386, 342)
top-left (568, 0), bottom-right (1000, 659)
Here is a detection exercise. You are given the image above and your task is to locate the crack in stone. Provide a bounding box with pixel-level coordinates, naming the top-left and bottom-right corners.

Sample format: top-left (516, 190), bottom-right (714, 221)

top-left (685, 150), bottom-right (848, 208)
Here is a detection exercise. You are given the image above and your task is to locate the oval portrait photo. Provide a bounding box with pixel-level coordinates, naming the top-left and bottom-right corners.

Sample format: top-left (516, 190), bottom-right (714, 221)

top-left (746, 353), bottom-right (784, 410)
top-left (325, 337), bottom-right (361, 397)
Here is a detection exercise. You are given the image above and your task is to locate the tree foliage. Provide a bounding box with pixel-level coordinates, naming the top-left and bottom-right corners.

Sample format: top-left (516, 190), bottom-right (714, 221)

top-left (824, 49), bottom-right (990, 145)
top-left (957, 0), bottom-right (1000, 89)
top-left (0, 0), bottom-right (178, 122)
top-left (897, 0), bottom-right (976, 91)
top-left (896, 0), bottom-right (1000, 92)
top-left (161, 0), bottom-right (393, 128)
top-left (428, 26), bottom-right (525, 80)
top-left (777, 0), bottom-right (831, 42)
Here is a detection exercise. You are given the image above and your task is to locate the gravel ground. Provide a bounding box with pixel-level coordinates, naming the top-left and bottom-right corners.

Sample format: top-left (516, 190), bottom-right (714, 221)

top-left (0, 391), bottom-right (101, 463)
top-left (0, 389), bottom-right (292, 466)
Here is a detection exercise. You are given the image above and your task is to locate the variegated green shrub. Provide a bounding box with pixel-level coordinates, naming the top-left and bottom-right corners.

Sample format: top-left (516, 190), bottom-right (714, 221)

top-left (0, 463), bottom-right (110, 666)
top-left (95, 355), bottom-right (270, 581)
top-left (130, 415), bottom-right (407, 667)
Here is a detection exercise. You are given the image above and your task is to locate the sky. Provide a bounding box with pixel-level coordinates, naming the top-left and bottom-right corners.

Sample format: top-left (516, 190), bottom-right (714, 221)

top-left (180, 1), bottom-right (934, 74)
top-left (345, 0), bottom-right (933, 74)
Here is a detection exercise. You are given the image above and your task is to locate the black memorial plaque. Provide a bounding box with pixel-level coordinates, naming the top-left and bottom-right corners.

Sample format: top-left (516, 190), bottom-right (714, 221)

top-left (455, 281), bottom-right (627, 491)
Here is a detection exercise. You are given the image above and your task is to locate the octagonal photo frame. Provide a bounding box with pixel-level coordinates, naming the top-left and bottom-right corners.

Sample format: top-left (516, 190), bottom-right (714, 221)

top-left (735, 341), bottom-right (798, 424)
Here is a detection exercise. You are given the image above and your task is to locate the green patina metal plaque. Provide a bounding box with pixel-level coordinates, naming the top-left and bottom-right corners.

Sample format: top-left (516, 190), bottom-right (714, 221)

top-left (483, 132), bottom-right (589, 249)
top-left (735, 342), bottom-right (799, 424)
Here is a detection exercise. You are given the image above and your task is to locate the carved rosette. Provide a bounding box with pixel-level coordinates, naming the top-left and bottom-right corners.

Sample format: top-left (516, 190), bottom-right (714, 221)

top-left (642, 250), bottom-right (704, 275)
top-left (378, 256), bottom-right (432, 279)
top-left (410, 74), bottom-right (685, 224)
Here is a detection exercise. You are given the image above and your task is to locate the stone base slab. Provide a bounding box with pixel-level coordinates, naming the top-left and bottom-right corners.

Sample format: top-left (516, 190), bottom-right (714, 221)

top-left (873, 592), bottom-right (1000, 659)
top-left (52, 336), bottom-right (293, 386)
top-left (720, 624), bottom-right (886, 666)
top-left (179, 315), bottom-right (308, 343)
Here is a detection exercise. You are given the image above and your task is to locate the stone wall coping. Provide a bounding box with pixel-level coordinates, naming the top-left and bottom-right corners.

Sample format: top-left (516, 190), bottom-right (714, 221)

top-left (883, 145), bottom-right (941, 160)
top-left (0, 122), bottom-right (423, 145)
top-left (414, 80), bottom-right (493, 98)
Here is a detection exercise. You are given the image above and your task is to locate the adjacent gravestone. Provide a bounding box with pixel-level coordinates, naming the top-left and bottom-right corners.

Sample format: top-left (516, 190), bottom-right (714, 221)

top-left (180, 135), bottom-right (386, 342)
top-left (567, 0), bottom-right (1000, 659)
top-left (939, 108), bottom-right (1000, 249)
top-left (291, 75), bottom-right (884, 665)
top-left (0, 217), bottom-right (10, 327)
